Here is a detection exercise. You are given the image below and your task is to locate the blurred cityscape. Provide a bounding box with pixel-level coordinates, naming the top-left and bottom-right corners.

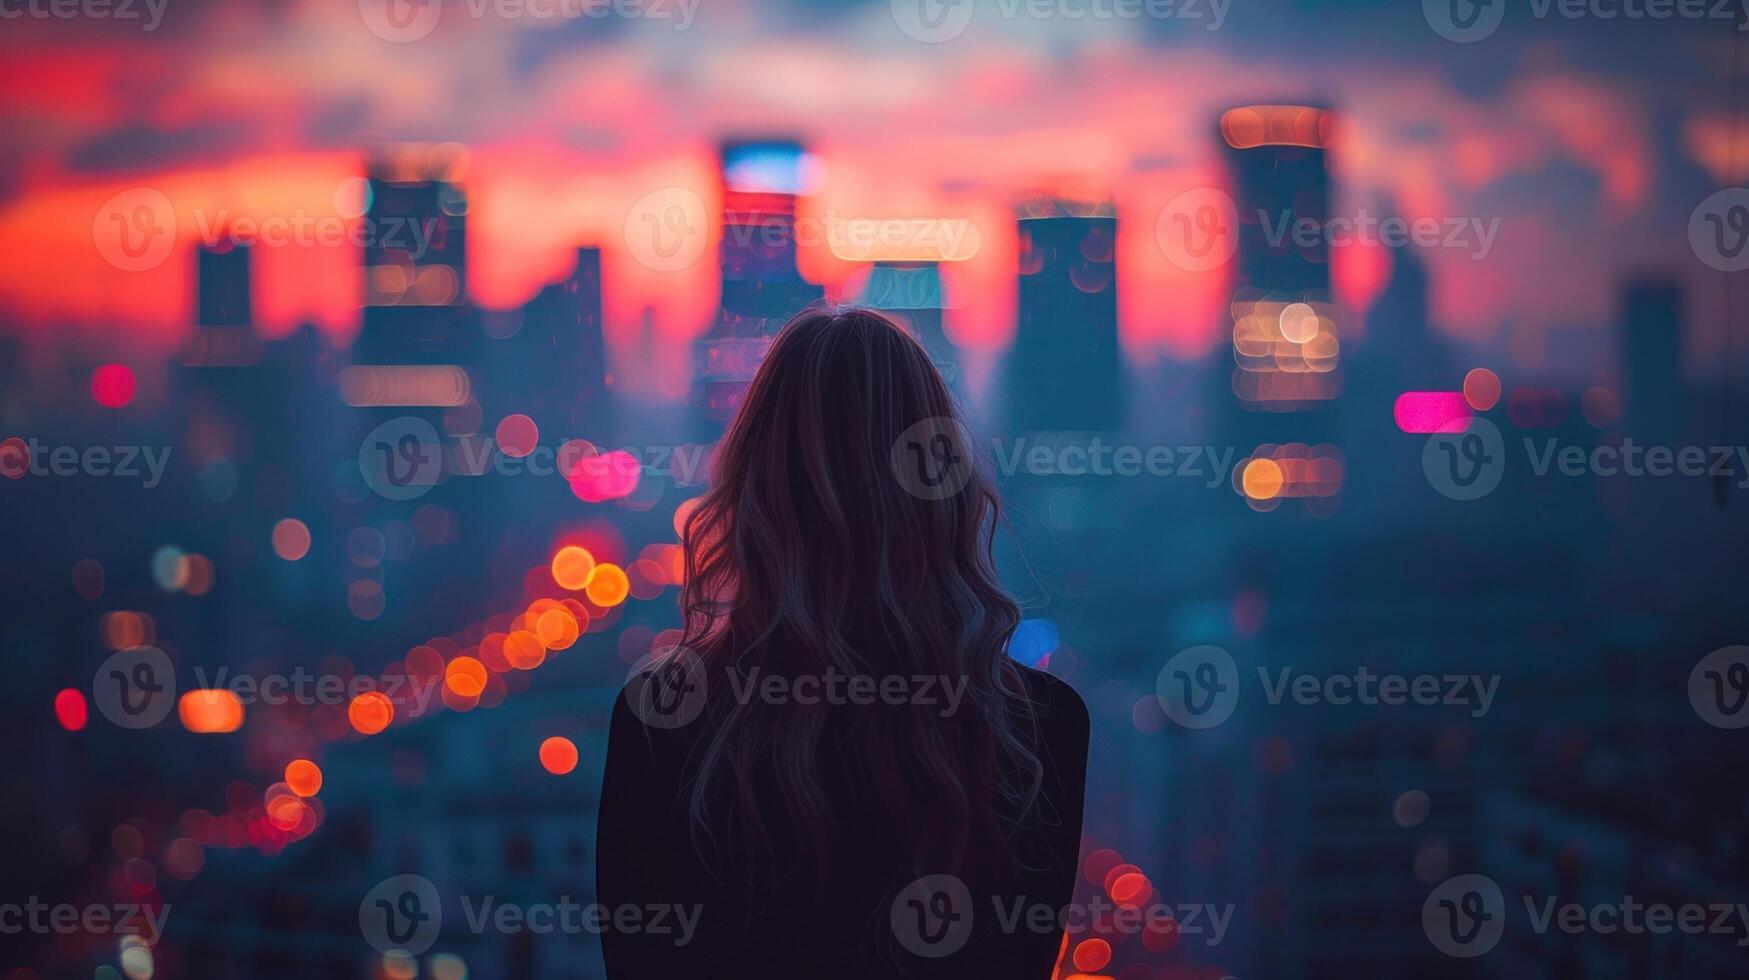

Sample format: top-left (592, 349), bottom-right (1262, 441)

top-left (4, 93), bottom-right (1749, 980)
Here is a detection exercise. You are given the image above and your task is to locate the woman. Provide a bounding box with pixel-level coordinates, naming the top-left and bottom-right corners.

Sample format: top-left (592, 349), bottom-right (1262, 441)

top-left (596, 307), bottom-right (1089, 978)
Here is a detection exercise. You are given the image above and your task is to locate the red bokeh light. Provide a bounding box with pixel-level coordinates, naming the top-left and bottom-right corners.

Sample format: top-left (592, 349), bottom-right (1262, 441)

top-left (53, 688), bottom-right (88, 731)
top-left (90, 363), bottom-right (136, 408)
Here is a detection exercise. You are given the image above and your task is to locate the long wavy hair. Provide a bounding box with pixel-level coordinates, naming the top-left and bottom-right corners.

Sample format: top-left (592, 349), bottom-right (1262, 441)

top-left (674, 306), bottom-right (1044, 887)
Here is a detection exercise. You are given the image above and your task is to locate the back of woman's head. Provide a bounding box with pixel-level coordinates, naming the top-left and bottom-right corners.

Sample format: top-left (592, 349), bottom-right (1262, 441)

top-left (674, 306), bottom-right (1043, 884)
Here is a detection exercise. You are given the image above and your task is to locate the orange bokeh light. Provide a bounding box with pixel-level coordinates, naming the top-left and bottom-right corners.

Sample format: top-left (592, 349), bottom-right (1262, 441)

top-left (348, 691), bottom-right (394, 735)
top-left (445, 655), bottom-right (488, 697)
top-left (1240, 458), bottom-right (1285, 500)
top-left (1071, 938), bottom-right (1112, 973)
top-left (504, 630), bottom-right (547, 670)
top-left (539, 736), bottom-right (579, 775)
top-left (535, 608), bottom-right (580, 650)
top-left (284, 759), bottom-right (323, 797)
top-left (179, 689), bottom-right (246, 734)
top-left (550, 545), bottom-right (597, 591)
top-left (585, 563), bottom-right (630, 606)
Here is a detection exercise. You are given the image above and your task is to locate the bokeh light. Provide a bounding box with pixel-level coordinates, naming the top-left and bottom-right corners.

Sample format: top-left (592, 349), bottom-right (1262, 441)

top-left (550, 545), bottom-right (597, 591)
top-left (284, 759), bottom-right (323, 797)
top-left (347, 692), bottom-right (394, 735)
top-left (272, 519), bottom-right (312, 561)
top-left (539, 736), bottom-right (579, 775)
top-left (90, 364), bottom-right (136, 408)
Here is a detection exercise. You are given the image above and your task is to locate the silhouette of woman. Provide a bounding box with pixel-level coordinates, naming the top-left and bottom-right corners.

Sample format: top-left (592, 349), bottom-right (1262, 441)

top-left (596, 308), bottom-right (1089, 978)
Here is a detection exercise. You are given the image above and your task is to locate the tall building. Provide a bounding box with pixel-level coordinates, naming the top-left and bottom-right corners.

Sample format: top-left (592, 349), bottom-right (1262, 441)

top-left (496, 247), bottom-right (609, 437)
top-left (693, 139), bottom-right (825, 424)
top-left (1215, 104), bottom-right (1343, 514)
top-left (180, 242), bottom-right (262, 368)
top-left (1004, 201), bottom-right (1123, 432)
top-left (856, 260), bottom-right (959, 388)
top-left (1616, 279), bottom-right (1686, 440)
top-left (354, 146), bottom-right (474, 366)
top-left (1220, 104), bottom-right (1339, 413)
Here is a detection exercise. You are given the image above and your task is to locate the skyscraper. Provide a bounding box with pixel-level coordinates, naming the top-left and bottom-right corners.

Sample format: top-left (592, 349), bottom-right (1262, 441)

top-left (1617, 279), bottom-right (1686, 439)
top-left (693, 139), bottom-right (824, 423)
top-left (857, 260), bottom-right (959, 388)
top-left (501, 247), bottom-right (609, 436)
top-left (1004, 201), bottom-right (1123, 432)
top-left (1219, 104), bottom-right (1340, 414)
top-left (354, 145), bottom-right (474, 366)
top-left (180, 242), bottom-right (262, 368)
top-left (1214, 105), bottom-right (1343, 515)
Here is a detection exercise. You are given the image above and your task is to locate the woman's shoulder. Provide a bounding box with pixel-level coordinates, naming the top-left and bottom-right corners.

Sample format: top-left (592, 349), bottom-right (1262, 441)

top-left (1009, 663), bottom-right (1090, 737)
